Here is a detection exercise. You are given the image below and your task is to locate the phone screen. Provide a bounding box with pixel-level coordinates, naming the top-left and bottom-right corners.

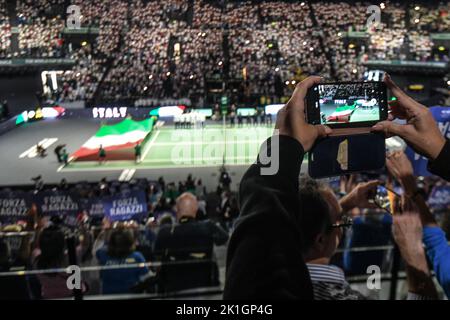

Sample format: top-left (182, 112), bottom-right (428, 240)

top-left (306, 82), bottom-right (387, 128)
top-left (374, 185), bottom-right (401, 214)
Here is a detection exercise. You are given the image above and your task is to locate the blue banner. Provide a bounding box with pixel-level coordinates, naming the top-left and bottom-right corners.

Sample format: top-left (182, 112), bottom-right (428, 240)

top-left (427, 185), bottom-right (450, 210)
top-left (34, 191), bottom-right (80, 216)
top-left (82, 198), bottom-right (105, 218)
top-left (103, 191), bottom-right (147, 222)
top-left (0, 191), bottom-right (32, 223)
top-left (407, 106), bottom-right (450, 176)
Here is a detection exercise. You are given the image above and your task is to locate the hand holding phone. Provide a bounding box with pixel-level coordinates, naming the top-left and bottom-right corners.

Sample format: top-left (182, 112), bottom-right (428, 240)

top-left (306, 81), bottom-right (388, 135)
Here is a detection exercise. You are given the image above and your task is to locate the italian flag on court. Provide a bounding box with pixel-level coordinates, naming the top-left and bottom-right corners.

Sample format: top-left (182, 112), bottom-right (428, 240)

top-left (72, 117), bottom-right (155, 161)
top-left (331, 104), bottom-right (356, 117)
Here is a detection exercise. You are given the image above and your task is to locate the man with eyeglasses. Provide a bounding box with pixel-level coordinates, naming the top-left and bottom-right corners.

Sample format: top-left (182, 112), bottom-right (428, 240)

top-left (299, 177), bottom-right (437, 300)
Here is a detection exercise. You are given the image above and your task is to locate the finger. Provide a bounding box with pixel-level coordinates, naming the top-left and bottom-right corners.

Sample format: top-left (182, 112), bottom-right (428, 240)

top-left (288, 76), bottom-right (323, 107)
top-left (274, 106), bottom-right (287, 130)
top-left (371, 120), bottom-right (408, 138)
top-left (384, 74), bottom-right (410, 102)
top-left (388, 100), bottom-right (407, 119)
top-left (387, 112), bottom-right (394, 121)
top-left (384, 75), bottom-right (421, 114)
top-left (362, 180), bottom-right (380, 190)
top-left (314, 124), bottom-right (332, 138)
top-left (385, 157), bottom-right (394, 173)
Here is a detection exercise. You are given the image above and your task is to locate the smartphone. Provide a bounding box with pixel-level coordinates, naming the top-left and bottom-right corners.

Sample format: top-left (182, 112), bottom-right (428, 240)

top-left (306, 81), bottom-right (388, 130)
top-left (371, 185), bottom-right (402, 214)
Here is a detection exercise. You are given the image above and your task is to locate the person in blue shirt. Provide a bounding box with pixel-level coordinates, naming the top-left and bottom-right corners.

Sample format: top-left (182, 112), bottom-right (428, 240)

top-left (96, 227), bottom-right (149, 295)
top-left (387, 151), bottom-right (450, 298)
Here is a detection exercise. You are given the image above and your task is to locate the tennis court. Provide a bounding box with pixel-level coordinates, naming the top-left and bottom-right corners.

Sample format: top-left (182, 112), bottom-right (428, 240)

top-left (61, 124), bottom-right (275, 172)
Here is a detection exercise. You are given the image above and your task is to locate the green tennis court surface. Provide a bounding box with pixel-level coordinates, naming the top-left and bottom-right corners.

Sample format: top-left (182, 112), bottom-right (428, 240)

top-left (61, 125), bottom-right (275, 172)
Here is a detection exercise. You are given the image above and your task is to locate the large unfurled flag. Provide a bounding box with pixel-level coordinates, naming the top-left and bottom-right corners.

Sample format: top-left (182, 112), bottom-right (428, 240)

top-left (327, 103), bottom-right (357, 122)
top-left (72, 117), bottom-right (154, 161)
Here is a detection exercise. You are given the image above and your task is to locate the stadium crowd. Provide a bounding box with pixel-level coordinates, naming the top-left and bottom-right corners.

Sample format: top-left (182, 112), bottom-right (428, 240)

top-left (0, 171), bottom-right (237, 299)
top-left (0, 0), bottom-right (448, 104)
top-left (0, 0), bottom-right (10, 58)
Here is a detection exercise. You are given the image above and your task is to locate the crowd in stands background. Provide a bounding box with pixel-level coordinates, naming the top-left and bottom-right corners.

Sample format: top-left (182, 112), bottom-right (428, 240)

top-left (0, 1), bottom-right (448, 104)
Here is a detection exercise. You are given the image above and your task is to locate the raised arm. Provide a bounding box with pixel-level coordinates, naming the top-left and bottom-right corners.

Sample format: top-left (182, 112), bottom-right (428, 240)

top-left (224, 77), bottom-right (331, 299)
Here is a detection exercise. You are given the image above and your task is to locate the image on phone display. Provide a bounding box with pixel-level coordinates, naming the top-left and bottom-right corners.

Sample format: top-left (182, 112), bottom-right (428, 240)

top-left (318, 83), bottom-right (381, 125)
top-left (306, 81), bottom-right (388, 129)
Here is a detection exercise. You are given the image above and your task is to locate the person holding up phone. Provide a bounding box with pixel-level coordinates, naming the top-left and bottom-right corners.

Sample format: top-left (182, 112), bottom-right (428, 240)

top-left (224, 76), bottom-right (331, 299)
top-left (372, 74), bottom-right (450, 181)
top-left (386, 151), bottom-right (450, 299)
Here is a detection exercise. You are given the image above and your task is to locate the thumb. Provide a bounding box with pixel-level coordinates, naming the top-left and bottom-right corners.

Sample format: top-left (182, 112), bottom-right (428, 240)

top-left (371, 121), bottom-right (407, 138)
top-left (361, 180), bottom-right (380, 190)
top-left (314, 125), bottom-right (332, 139)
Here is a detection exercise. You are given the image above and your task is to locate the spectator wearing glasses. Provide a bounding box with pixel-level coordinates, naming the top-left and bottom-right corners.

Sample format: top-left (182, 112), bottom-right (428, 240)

top-left (300, 177), bottom-right (376, 300)
top-left (300, 176), bottom-right (437, 300)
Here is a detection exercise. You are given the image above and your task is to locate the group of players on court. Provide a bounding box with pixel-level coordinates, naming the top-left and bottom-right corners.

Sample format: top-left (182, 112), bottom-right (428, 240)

top-left (174, 105), bottom-right (273, 129)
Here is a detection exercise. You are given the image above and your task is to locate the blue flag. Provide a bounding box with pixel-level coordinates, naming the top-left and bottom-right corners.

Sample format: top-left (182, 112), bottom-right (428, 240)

top-left (103, 191), bottom-right (147, 222)
top-left (0, 191), bottom-right (32, 223)
top-left (427, 185), bottom-right (450, 210)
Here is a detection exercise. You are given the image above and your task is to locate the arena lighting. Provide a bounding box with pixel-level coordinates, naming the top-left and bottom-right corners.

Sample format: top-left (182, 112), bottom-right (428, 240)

top-left (16, 106), bottom-right (65, 125)
top-left (237, 108), bottom-right (257, 116)
top-left (408, 84), bottom-right (424, 91)
top-left (41, 107), bottom-right (65, 118)
top-left (265, 104), bottom-right (284, 115)
top-left (149, 106), bottom-right (186, 117)
top-left (196, 108), bottom-right (213, 117)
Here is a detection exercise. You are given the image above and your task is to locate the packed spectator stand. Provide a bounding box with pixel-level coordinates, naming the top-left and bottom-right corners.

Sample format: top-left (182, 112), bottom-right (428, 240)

top-left (0, 0), bottom-right (447, 105)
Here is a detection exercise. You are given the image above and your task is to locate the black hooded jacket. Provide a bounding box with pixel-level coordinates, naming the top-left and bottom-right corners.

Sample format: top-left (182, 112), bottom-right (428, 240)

top-left (224, 135), bottom-right (313, 299)
top-left (428, 139), bottom-right (450, 182)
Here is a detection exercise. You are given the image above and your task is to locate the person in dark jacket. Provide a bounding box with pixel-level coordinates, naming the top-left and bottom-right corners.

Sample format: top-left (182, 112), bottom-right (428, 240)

top-left (154, 192), bottom-right (229, 292)
top-left (224, 76), bottom-right (331, 300)
top-left (372, 74), bottom-right (450, 181)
